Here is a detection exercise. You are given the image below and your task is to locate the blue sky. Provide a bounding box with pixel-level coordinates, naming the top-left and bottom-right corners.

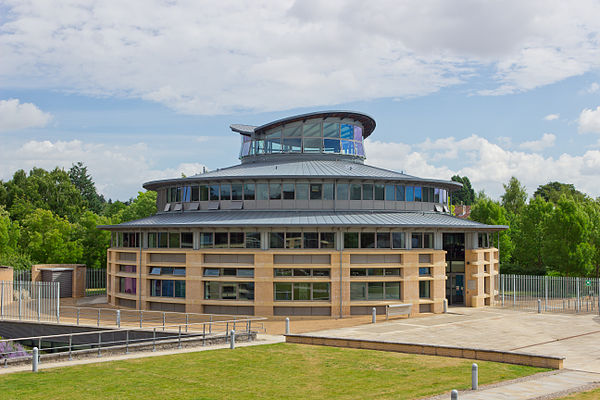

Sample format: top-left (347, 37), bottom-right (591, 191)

top-left (1, 0), bottom-right (600, 200)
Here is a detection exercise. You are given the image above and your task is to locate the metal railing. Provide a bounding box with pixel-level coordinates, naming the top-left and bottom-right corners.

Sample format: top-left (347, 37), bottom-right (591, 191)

top-left (13, 270), bottom-right (31, 282)
top-left (495, 274), bottom-right (600, 314)
top-left (0, 280), bottom-right (60, 322)
top-left (85, 268), bottom-right (106, 297)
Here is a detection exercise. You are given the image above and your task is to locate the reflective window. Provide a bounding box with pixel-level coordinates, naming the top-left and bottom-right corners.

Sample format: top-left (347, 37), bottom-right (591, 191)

top-left (191, 185), bottom-right (199, 202)
top-left (323, 139), bottom-right (340, 153)
top-left (231, 184), bottom-right (243, 200)
top-left (283, 123), bottom-right (302, 137)
top-left (282, 138), bottom-right (301, 152)
top-left (374, 184), bottom-right (385, 200)
top-left (344, 232), bottom-right (359, 248)
top-left (274, 282), bottom-right (330, 301)
top-left (220, 184), bottom-right (231, 200)
top-left (270, 232), bottom-right (285, 248)
top-left (323, 122), bottom-right (339, 138)
top-left (303, 232), bottom-right (319, 249)
top-left (200, 233), bottom-right (213, 248)
top-left (336, 184), bottom-right (349, 200)
top-left (303, 138), bottom-right (322, 153)
top-left (257, 183), bottom-right (269, 200)
top-left (286, 232), bottom-right (302, 249)
top-left (392, 232), bottom-right (406, 249)
top-left (340, 124), bottom-right (353, 139)
top-left (414, 186), bottom-right (422, 202)
top-left (350, 184), bottom-right (362, 200)
top-left (320, 232), bottom-right (335, 248)
top-left (362, 184), bottom-right (373, 200)
top-left (406, 186), bottom-right (414, 202)
top-left (282, 183), bottom-right (295, 200)
top-left (244, 183), bottom-right (255, 200)
top-left (269, 183), bottom-right (281, 200)
top-left (303, 122), bottom-right (321, 137)
top-left (215, 232), bottom-right (228, 248)
top-left (360, 232), bottom-right (376, 248)
top-left (419, 281), bottom-right (430, 299)
top-left (323, 183), bottom-right (334, 200)
top-left (310, 184), bottom-right (322, 200)
top-left (209, 184), bottom-right (220, 201)
top-left (376, 232), bottom-right (390, 248)
top-left (246, 232), bottom-right (261, 248)
top-left (200, 185), bottom-right (209, 201)
top-left (296, 183), bottom-right (309, 200)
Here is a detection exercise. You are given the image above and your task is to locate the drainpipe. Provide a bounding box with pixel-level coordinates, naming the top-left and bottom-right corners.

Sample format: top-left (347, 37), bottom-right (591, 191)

top-left (339, 229), bottom-right (343, 319)
top-left (139, 229), bottom-right (143, 310)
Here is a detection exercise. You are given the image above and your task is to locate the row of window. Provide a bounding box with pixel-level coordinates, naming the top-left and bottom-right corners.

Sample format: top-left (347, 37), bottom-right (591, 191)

top-left (204, 282), bottom-right (255, 300)
top-left (163, 182), bottom-right (449, 204)
top-left (148, 232), bottom-right (194, 249)
top-left (151, 280), bottom-right (186, 298)
top-left (149, 267), bottom-right (186, 276)
top-left (269, 232), bottom-right (335, 249)
top-left (350, 281), bottom-right (430, 301)
top-left (274, 282), bottom-right (330, 301)
top-left (343, 232), bottom-right (433, 249)
top-left (274, 268), bottom-right (330, 277)
top-left (203, 268), bottom-right (254, 277)
top-left (199, 232), bottom-right (261, 249)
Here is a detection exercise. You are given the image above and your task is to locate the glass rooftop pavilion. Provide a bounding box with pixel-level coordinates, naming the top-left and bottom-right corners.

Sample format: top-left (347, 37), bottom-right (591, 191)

top-left (101, 111), bottom-right (505, 317)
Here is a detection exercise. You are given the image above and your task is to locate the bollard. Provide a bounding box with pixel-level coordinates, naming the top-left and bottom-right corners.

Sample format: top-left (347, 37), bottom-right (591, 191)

top-left (152, 328), bottom-right (156, 352)
top-left (372, 307), bottom-right (376, 324)
top-left (116, 310), bottom-right (121, 328)
top-left (32, 347), bottom-right (39, 372)
top-left (285, 317), bottom-right (290, 335)
top-left (471, 363), bottom-right (478, 390)
top-left (178, 326), bottom-right (182, 349)
top-left (230, 330), bottom-right (235, 349)
top-left (451, 389), bottom-right (458, 399)
top-left (537, 299), bottom-right (541, 314)
top-left (125, 330), bottom-right (129, 354)
top-left (443, 298), bottom-right (448, 313)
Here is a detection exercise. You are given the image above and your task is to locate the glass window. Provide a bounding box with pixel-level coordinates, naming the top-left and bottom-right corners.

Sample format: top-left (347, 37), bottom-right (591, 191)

top-left (323, 183), bottom-right (334, 200)
top-left (412, 233), bottom-right (422, 249)
top-left (274, 283), bottom-right (292, 301)
top-left (199, 185), bottom-right (209, 201)
top-left (434, 188), bottom-right (440, 203)
top-left (270, 232), bottom-right (285, 248)
top-left (341, 140), bottom-right (355, 155)
top-left (374, 184), bottom-right (385, 200)
top-left (336, 183), bottom-right (348, 200)
top-left (353, 125), bottom-right (363, 141)
top-left (204, 268), bottom-right (220, 276)
top-left (238, 283), bottom-right (254, 300)
top-left (360, 232), bottom-right (375, 248)
top-left (220, 184), bottom-right (231, 200)
top-left (191, 185), bottom-right (199, 202)
top-left (406, 186), bottom-right (414, 201)
top-left (424, 233), bottom-right (434, 249)
top-left (282, 183), bottom-right (295, 199)
top-left (310, 184), bottom-right (322, 200)
top-left (230, 232), bottom-right (244, 248)
top-left (158, 232), bottom-right (169, 248)
top-left (283, 123), bottom-right (302, 137)
top-left (209, 184), bottom-right (220, 201)
top-left (120, 265), bottom-right (136, 273)
top-left (294, 283), bottom-right (311, 300)
top-left (362, 184), bottom-right (373, 200)
top-left (151, 280), bottom-right (161, 297)
top-left (312, 283), bottom-right (330, 300)
top-left (181, 232), bottom-right (193, 248)
top-left (419, 281), bottom-right (431, 299)
top-left (303, 138), bottom-right (322, 153)
top-left (231, 184), bottom-right (243, 200)
top-left (340, 124), bottom-right (353, 139)
top-left (200, 232), bottom-right (213, 248)
top-left (344, 232), bottom-right (359, 248)
top-left (350, 184), bottom-right (362, 200)
top-left (269, 183), bottom-right (281, 200)
top-left (148, 232), bottom-right (157, 248)
top-left (376, 232), bottom-right (391, 249)
top-left (396, 185), bottom-right (405, 201)
top-left (161, 280), bottom-right (174, 297)
top-left (323, 139), bottom-right (340, 153)
top-left (174, 281), bottom-right (186, 298)
top-left (150, 267), bottom-right (161, 275)
top-left (215, 232), bottom-right (228, 248)
top-left (367, 268), bottom-right (384, 276)
top-left (320, 232), bottom-right (335, 249)
top-left (237, 269), bottom-right (254, 277)
top-left (223, 268), bottom-right (237, 276)
top-left (274, 268), bottom-right (292, 277)
top-left (414, 186), bottom-right (422, 202)
top-left (384, 268), bottom-right (400, 276)
top-left (350, 268), bottom-right (367, 277)
top-left (293, 268), bottom-right (310, 277)
top-left (283, 138), bottom-right (302, 152)
top-left (286, 232), bottom-right (302, 249)
top-left (204, 281), bottom-right (219, 299)
top-left (169, 232), bottom-right (180, 248)
top-left (419, 267), bottom-right (431, 276)
top-left (422, 187), bottom-right (430, 202)
top-left (243, 183), bottom-right (255, 200)
top-left (246, 232), bottom-right (261, 249)
top-left (385, 282), bottom-right (400, 300)
top-left (350, 282), bottom-right (366, 300)
top-left (392, 232), bottom-right (405, 249)
top-left (173, 268), bottom-right (186, 276)
top-left (295, 183), bottom-right (309, 200)
top-left (221, 283), bottom-right (237, 300)
top-left (368, 282), bottom-right (384, 300)
top-left (355, 141), bottom-right (365, 156)
top-left (257, 183), bottom-right (269, 200)
top-left (313, 269), bottom-right (330, 277)
top-left (304, 232), bottom-right (319, 249)
top-left (303, 122), bottom-right (321, 137)
top-left (323, 122), bottom-right (339, 138)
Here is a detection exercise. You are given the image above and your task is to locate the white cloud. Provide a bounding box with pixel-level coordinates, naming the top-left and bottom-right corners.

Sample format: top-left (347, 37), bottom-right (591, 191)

top-left (0, 139), bottom-right (207, 200)
top-left (0, 99), bottom-right (52, 132)
top-left (1, 1), bottom-right (600, 114)
top-left (518, 133), bottom-right (556, 152)
top-left (578, 106), bottom-right (600, 134)
top-left (365, 135), bottom-right (600, 199)
top-left (586, 82), bottom-right (599, 93)
top-left (544, 113), bottom-right (559, 121)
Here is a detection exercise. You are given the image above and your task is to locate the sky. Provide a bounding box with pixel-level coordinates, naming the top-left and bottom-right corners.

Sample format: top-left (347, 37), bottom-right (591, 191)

top-left (1, 0), bottom-right (600, 201)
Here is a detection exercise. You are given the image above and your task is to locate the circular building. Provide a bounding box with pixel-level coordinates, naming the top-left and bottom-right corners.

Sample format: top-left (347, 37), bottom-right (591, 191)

top-left (100, 111), bottom-right (505, 317)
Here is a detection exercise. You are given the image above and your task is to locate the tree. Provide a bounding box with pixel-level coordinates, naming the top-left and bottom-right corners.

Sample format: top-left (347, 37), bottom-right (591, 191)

top-left (534, 182), bottom-right (586, 204)
top-left (69, 162), bottom-right (105, 214)
top-left (501, 176), bottom-right (527, 216)
top-left (115, 191), bottom-right (157, 223)
top-left (470, 198), bottom-right (513, 264)
top-left (451, 175), bottom-right (476, 205)
top-left (76, 211), bottom-right (111, 269)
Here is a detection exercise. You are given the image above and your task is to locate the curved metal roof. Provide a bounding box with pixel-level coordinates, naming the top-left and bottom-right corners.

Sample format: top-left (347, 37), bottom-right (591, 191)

top-left (230, 110), bottom-right (376, 138)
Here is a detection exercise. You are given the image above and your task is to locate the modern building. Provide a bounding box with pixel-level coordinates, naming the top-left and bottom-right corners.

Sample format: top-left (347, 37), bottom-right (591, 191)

top-left (100, 111), bottom-right (506, 317)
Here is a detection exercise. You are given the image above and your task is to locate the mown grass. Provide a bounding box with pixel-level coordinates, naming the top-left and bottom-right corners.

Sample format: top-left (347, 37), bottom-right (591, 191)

top-left (0, 343), bottom-right (546, 399)
top-left (556, 387), bottom-right (600, 399)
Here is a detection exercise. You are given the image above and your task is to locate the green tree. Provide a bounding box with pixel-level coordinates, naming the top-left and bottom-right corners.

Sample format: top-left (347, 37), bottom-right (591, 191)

top-left (470, 198), bottom-right (513, 264)
top-left (69, 162), bottom-right (105, 214)
top-left (101, 199), bottom-right (128, 219)
top-left (115, 191), bottom-right (157, 223)
top-left (501, 176), bottom-right (527, 216)
top-left (76, 211), bottom-right (111, 269)
top-left (451, 175), bottom-right (476, 205)
top-left (534, 182), bottom-right (587, 204)
top-left (583, 199), bottom-right (600, 278)
top-left (19, 208), bottom-right (83, 264)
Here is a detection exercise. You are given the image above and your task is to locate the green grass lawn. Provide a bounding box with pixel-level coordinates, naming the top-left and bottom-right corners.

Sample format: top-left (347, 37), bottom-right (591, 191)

top-left (0, 343), bottom-right (546, 400)
top-left (556, 388), bottom-right (600, 399)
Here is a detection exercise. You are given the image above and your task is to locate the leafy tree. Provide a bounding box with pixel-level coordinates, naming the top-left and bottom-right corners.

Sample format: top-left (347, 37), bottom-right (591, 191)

top-left (451, 175), bottom-right (476, 205)
top-left (76, 211), bottom-right (112, 269)
top-left (101, 199), bottom-right (128, 219)
top-left (534, 182), bottom-right (587, 204)
top-left (583, 199), bottom-right (600, 278)
top-left (19, 208), bottom-right (83, 264)
top-left (69, 162), bottom-right (105, 214)
top-left (0, 206), bottom-right (20, 255)
top-left (115, 191), bottom-right (157, 223)
top-left (470, 198), bottom-right (513, 264)
top-left (501, 176), bottom-right (527, 216)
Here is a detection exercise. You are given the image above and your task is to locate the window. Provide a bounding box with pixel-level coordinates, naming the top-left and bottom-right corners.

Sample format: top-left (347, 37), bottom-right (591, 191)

top-left (158, 232), bottom-right (169, 248)
top-left (320, 232), bottom-right (335, 249)
top-left (310, 184), bottom-right (322, 200)
top-left (246, 232), bottom-right (261, 249)
top-left (120, 265), bottom-right (136, 273)
top-left (362, 184), bottom-right (373, 200)
top-left (478, 233), bottom-right (489, 248)
top-left (274, 268), bottom-right (330, 277)
top-left (150, 267), bottom-right (186, 276)
top-left (419, 281), bottom-right (430, 299)
top-left (350, 268), bottom-right (399, 276)
top-left (200, 232), bottom-right (213, 248)
top-left (203, 268), bottom-right (254, 277)
top-left (274, 282), bottom-right (330, 301)
top-left (282, 183), bottom-right (295, 199)
top-left (406, 186), bottom-right (414, 201)
top-left (336, 183), bottom-right (348, 200)
top-left (385, 184), bottom-right (395, 201)
top-left (376, 232), bottom-right (390, 249)
top-left (303, 232), bottom-right (319, 249)
top-left (323, 122), bottom-right (339, 138)
top-left (434, 188), bottom-right (440, 203)
top-left (169, 233), bottom-right (180, 248)
top-left (270, 232), bottom-right (285, 248)
top-left (215, 232), bottom-right (228, 248)
top-left (374, 184), bottom-right (385, 200)
top-left (323, 183), bottom-right (334, 200)
top-left (148, 233), bottom-right (157, 248)
top-left (204, 282), bottom-right (254, 300)
top-left (244, 183), bottom-right (255, 200)
top-left (344, 232), bottom-right (359, 249)
top-left (151, 280), bottom-right (185, 298)
top-left (229, 232), bottom-right (244, 248)
top-left (191, 185), bottom-right (199, 201)
top-left (181, 232), bottom-right (193, 249)
top-left (269, 183), bottom-right (281, 200)
top-left (396, 185), bottom-right (405, 201)
top-left (360, 232), bottom-right (375, 249)
top-left (350, 282), bottom-right (400, 300)
top-left (220, 184), bottom-right (231, 200)
top-left (198, 185), bottom-right (208, 201)
top-left (286, 232), bottom-right (302, 249)
top-left (412, 232), bottom-right (434, 249)
top-left (304, 138), bottom-right (322, 153)
top-left (419, 267), bottom-right (431, 276)
top-left (231, 184), bottom-right (243, 200)
top-left (119, 277), bottom-right (136, 294)
top-left (120, 232), bottom-right (140, 248)
top-left (350, 184), bottom-right (362, 200)
top-left (209, 184), bottom-right (220, 201)
top-left (256, 183), bottom-right (269, 200)
top-left (392, 232), bottom-right (406, 249)
top-left (296, 183), bottom-right (309, 200)
top-left (414, 186), bottom-right (422, 202)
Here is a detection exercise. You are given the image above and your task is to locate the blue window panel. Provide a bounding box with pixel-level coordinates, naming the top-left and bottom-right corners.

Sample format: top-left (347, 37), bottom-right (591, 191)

top-left (323, 139), bottom-right (341, 153)
top-left (414, 186), bottom-right (422, 202)
top-left (385, 184), bottom-right (395, 200)
top-left (353, 125), bottom-right (362, 141)
top-left (282, 138), bottom-right (301, 152)
top-left (340, 124), bottom-right (354, 139)
top-left (355, 141), bottom-right (365, 156)
top-left (406, 186), bottom-right (414, 201)
top-left (209, 185), bottom-right (220, 200)
top-left (241, 141), bottom-right (251, 157)
top-left (395, 185), bottom-right (405, 201)
top-left (182, 186), bottom-right (191, 202)
top-left (162, 280), bottom-right (174, 297)
top-left (341, 139), bottom-right (354, 154)
top-left (434, 188), bottom-right (440, 202)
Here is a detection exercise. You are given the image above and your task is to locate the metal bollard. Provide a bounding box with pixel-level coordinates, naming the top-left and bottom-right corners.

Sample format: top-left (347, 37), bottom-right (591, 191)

top-left (538, 299), bottom-right (541, 314)
top-left (451, 389), bottom-right (458, 399)
top-left (152, 328), bottom-right (156, 352)
top-left (178, 326), bottom-right (182, 349)
top-left (443, 298), bottom-right (448, 313)
top-left (472, 363), bottom-right (478, 390)
top-left (32, 347), bottom-right (39, 372)
top-left (97, 309), bottom-right (101, 327)
top-left (230, 330), bottom-right (235, 349)
top-left (285, 317), bottom-right (290, 335)
top-left (372, 307), bottom-right (376, 324)
top-left (116, 310), bottom-right (121, 328)
top-left (125, 330), bottom-right (129, 354)
top-left (162, 313), bottom-right (166, 331)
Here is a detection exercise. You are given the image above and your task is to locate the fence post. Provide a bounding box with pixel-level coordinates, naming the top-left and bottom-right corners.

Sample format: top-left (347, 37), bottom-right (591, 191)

top-left (139, 310), bottom-right (143, 328)
top-left (37, 285), bottom-right (41, 321)
top-left (372, 307), bottom-right (376, 323)
top-left (185, 314), bottom-right (189, 333)
top-left (56, 283), bottom-right (60, 323)
top-left (125, 330), bottom-right (129, 354)
top-left (97, 309), bottom-right (101, 327)
top-left (513, 275), bottom-right (516, 307)
top-left (209, 315), bottom-right (213, 334)
top-left (472, 363), bottom-right (478, 390)
top-left (77, 309), bottom-right (80, 326)
top-left (544, 276), bottom-right (548, 311)
top-left (18, 284), bottom-right (22, 320)
top-left (97, 332), bottom-right (102, 357)
top-left (577, 278), bottom-right (580, 313)
top-left (32, 347), bottom-right (39, 372)
top-left (501, 274), bottom-right (504, 306)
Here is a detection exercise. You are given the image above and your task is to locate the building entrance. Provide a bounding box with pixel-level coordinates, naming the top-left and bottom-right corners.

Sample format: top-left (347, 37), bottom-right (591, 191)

top-left (443, 233), bottom-right (465, 305)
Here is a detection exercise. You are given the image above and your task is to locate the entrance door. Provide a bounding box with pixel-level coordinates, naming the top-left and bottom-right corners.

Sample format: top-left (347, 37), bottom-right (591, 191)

top-left (446, 273), bottom-right (464, 305)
